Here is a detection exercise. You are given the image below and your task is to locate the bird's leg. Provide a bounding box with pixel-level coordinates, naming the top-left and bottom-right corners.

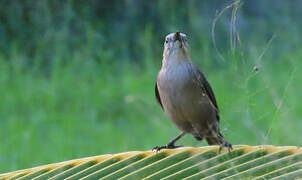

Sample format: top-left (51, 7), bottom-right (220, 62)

top-left (166, 132), bottom-right (186, 148)
top-left (152, 132), bottom-right (186, 152)
top-left (217, 134), bottom-right (233, 153)
top-left (207, 126), bottom-right (233, 154)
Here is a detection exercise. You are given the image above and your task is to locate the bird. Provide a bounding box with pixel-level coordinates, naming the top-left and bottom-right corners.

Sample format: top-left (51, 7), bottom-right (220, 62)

top-left (153, 32), bottom-right (232, 152)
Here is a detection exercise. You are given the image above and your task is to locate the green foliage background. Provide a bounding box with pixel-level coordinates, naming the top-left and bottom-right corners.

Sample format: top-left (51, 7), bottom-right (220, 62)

top-left (0, 0), bottom-right (301, 172)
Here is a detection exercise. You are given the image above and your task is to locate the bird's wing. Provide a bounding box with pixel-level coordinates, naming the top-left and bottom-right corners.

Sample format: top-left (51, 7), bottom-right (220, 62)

top-left (194, 67), bottom-right (220, 121)
top-left (155, 81), bottom-right (164, 110)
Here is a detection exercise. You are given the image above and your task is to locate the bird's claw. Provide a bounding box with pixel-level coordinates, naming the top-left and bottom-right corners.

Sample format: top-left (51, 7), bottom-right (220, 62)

top-left (218, 142), bottom-right (233, 153)
top-left (152, 144), bottom-right (183, 152)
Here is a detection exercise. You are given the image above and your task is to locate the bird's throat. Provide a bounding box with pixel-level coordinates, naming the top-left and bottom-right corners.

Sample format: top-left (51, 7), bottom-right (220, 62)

top-left (162, 51), bottom-right (190, 69)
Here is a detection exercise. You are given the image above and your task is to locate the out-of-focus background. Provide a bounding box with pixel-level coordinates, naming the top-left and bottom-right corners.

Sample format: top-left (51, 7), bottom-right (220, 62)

top-left (0, 0), bottom-right (301, 172)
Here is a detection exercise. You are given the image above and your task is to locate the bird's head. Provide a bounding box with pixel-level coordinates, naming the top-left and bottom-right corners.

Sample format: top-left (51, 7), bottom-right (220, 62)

top-left (163, 32), bottom-right (190, 62)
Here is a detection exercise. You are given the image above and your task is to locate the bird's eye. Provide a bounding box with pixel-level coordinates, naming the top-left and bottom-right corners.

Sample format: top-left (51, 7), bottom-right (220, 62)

top-left (165, 40), bottom-right (168, 43)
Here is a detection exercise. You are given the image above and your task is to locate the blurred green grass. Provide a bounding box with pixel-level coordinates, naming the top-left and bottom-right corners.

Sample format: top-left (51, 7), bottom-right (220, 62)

top-left (0, 0), bottom-right (302, 173)
top-left (0, 45), bottom-right (301, 172)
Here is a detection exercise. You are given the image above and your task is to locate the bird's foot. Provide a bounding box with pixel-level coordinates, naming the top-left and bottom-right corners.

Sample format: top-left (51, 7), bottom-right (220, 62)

top-left (218, 141), bottom-right (233, 154)
top-left (152, 143), bottom-right (183, 152)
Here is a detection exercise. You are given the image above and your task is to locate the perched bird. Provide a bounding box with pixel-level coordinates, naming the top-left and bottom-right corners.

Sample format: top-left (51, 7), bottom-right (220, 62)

top-left (154, 32), bottom-right (232, 152)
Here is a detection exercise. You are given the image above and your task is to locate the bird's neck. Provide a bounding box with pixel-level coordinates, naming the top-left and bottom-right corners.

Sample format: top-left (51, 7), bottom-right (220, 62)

top-left (162, 54), bottom-right (190, 69)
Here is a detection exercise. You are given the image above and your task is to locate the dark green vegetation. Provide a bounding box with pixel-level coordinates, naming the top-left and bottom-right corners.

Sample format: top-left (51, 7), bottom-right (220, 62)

top-left (0, 0), bottom-right (301, 172)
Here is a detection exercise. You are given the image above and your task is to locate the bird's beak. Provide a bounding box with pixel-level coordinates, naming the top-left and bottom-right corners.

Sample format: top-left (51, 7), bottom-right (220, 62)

top-left (174, 32), bottom-right (183, 48)
top-left (174, 32), bottom-right (181, 42)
